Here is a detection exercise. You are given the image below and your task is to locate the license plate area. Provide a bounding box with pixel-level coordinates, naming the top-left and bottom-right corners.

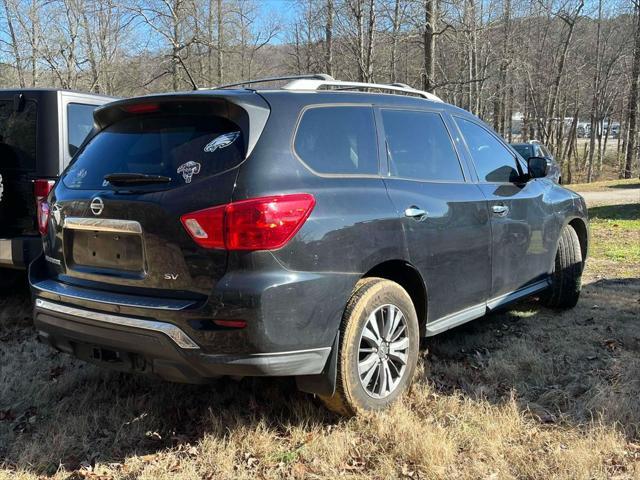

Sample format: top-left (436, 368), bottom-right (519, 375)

top-left (66, 229), bottom-right (144, 273)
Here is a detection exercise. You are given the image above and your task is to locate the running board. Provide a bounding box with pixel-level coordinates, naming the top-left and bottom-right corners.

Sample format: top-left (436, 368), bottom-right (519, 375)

top-left (425, 303), bottom-right (486, 336)
top-left (425, 279), bottom-right (550, 337)
top-left (486, 279), bottom-right (550, 310)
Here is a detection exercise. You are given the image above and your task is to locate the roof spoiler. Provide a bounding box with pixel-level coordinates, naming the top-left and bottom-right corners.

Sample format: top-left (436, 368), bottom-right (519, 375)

top-left (92, 93), bottom-right (270, 159)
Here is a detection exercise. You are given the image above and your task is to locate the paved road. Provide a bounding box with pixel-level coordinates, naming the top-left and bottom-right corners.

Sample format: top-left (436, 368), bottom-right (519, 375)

top-left (572, 187), bottom-right (640, 207)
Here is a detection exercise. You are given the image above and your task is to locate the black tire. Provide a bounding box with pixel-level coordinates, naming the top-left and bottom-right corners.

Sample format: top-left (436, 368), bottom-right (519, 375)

top-left (320, 278), bottom-right (420, 416)
top-left (543, 224), bottom-right (583, 309)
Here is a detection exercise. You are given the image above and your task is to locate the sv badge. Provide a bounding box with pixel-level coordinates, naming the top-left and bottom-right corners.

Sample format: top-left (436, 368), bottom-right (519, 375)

top-left (164, 273), bottom-right (179, 280)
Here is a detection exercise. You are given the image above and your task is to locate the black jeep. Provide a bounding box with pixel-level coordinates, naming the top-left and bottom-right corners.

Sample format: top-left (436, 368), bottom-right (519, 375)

top-left (0, 89), bottom-right (115, 287)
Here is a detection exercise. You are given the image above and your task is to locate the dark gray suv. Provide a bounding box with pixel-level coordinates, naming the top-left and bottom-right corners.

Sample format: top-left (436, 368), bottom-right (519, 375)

top-left (30, 75), bottom-right (588, 415)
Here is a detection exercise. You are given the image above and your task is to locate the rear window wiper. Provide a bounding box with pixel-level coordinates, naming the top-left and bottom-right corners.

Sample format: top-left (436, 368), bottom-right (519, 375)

top-left (104, 173), bottom-right (172, 186)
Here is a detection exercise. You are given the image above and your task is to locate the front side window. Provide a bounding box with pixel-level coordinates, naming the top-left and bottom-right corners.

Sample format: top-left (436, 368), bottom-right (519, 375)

top-left (382, 109), bottom-right (463, 182)
top-left (455, 117), bottom-right (520, 183)
top-left (67, 103), bottom-right (98, 156)
top-left (0, 99), bottom-right (37, 171)
top-left (294, 106), bottom-right (378, 175)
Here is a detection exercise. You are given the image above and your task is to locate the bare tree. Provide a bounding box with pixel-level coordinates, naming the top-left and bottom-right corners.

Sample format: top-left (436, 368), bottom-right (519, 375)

top-left (624, 0), bottom-right (640, 179)
top-left (0, 0), bottom-right (636, 181)
top-left (325, 0), bottom-right (334, 75)
top-left (2, 0), bottom-right (26, 87)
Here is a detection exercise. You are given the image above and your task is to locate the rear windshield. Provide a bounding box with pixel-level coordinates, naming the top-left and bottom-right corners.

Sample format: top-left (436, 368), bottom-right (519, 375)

top-left (63, 114), bottom-right (244, 190)
top-left (0, 99), bottom-right (37, 171)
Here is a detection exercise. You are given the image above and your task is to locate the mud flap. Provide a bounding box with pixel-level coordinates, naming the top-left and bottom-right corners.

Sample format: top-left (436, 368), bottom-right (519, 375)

top-left (295, 332), bottom-right (339, 397)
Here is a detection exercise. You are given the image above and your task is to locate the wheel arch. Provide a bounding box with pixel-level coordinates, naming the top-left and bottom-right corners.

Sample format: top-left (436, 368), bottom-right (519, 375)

top-left (567, 217), bottom-right (588, 262)
top-left (363, 260), bottom-right (428, 336)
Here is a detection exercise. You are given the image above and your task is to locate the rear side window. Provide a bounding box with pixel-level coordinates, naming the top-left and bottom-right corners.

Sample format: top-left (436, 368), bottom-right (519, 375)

top-left (67, 103), bottom-right (97, 156)
top-left (63, 114), bottom-right (243, 190)
top-left (539, 144), bottom-right (552, 157)
top-left (0, 99), bottom-right (37, 171)
top-left (454, 117), bottom-right (520, 183)
top-left (294, 106), bottom-right (378, 175)
top-left (382, 109), bottom-right (463, 182)
top-left (512, 144), bottom-right (533, 160)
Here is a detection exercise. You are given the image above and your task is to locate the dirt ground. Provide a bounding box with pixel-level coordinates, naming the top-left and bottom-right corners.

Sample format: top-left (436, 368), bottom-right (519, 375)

top-left (569, 182), bottom-right (640, 207)
top-left (0, 182), bottom-right (638, 479)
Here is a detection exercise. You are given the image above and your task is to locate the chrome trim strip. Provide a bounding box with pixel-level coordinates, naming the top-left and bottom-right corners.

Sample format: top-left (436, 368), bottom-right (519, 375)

top-left (0, 239), bottom-right (13, 266)
top-left (63, 217), bottom-right (143, 235)
top-left (45, 255), bottom-right (62, 266)
top-left (206, 347), bottom-right (332, 358)
top-left (425, 303), bottom-right (486, 337)
top-left (486, 279), bottom-right (550, 310)
top-left (31, 278), bottom-right (194, 311)
top-left (35, 298), bottom-right (200, 349)
top-left (426, 279), bottom-right (552, 336)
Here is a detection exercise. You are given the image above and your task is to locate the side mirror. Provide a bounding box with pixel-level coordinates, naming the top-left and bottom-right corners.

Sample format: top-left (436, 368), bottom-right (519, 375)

top-left (527, 156), bottom-right (549, 179)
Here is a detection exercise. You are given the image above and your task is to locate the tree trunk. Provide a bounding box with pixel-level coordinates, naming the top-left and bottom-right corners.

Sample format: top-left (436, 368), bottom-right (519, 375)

top-left (422, 0), bottom-right (435, 92)
top-left (217, 0), bottom-right (224, 84)
top-left (564, 110), bottom-right (579, 184)
top-left (29, 0), bottom-right (38, 87)
top-left (325, 0), bottom-right (333, 76)
top-left (81, 7), bottom-right (100, 92)
top-left (587, 0), bottom-right (602, 182)
top-left (624, 0), bottom-right (640, 179)
top-left (390, 0), bottom-right (400, 83)
top-left (493, 0), bottom-right (510, 135)
top-left (365, 0), bottom-right (375, 82)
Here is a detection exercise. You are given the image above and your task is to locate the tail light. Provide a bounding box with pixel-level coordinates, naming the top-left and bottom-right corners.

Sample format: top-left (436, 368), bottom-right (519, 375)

top-left (35, 179), bottom-right (55, 235)
top-left (181, 193), bottom-right (315, 251)
top-left (122, 103), bottom-right (160, 114)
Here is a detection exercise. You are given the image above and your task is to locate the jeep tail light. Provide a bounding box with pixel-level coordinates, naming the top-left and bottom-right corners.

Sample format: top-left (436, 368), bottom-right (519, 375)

top-left (35, 179), bottom-right (55, 235)
top-left (181, 194), bottom-right (315, 251)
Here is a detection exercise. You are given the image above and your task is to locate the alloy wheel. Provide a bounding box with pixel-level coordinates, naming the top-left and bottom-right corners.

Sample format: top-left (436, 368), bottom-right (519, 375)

top-left (357, 304), bottom-right (409, 399)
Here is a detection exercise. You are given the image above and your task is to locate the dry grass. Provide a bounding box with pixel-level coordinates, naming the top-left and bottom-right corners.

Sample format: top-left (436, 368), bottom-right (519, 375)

top-left (1, 204), bottom-right (639, 479)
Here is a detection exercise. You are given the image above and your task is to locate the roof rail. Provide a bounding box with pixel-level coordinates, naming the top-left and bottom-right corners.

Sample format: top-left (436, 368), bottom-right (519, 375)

top-left (282, 78), bottom-right (443, 102)
top-left (206, 74), bottom-right (335, 91)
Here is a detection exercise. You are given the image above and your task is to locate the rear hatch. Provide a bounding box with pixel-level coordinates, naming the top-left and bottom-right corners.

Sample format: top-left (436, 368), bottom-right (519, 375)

top-left (0, 93), bottom-right (38, 236)
top-left (44, 93), bottom-right (270, 298)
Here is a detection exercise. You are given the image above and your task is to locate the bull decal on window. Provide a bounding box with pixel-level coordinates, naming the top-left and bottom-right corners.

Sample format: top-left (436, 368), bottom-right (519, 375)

top-left (177, 161), bottom-right (201, 184)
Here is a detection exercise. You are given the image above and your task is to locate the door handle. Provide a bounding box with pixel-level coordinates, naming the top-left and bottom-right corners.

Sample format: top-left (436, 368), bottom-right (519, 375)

top-left (492, 205), bottom-right (509, 216)
top-left (405, 207), bottom-right (427, 219)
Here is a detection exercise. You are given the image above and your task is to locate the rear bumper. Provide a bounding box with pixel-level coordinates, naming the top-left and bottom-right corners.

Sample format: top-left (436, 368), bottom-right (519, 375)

top-left (0, 236), bottom-right (42, 269)
top-left (34, 298), bottom-right (331, 383)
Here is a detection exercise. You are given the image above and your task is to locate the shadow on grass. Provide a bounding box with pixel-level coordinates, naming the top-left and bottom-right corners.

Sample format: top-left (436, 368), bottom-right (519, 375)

top-left (609, 182), bottom-right (640, 190)
top-left (425, 276), bottom-right (639, 438)
top-left (588, 203), bottom-right (640, 221)
top-left (1, 278), bottom-right (638, 475)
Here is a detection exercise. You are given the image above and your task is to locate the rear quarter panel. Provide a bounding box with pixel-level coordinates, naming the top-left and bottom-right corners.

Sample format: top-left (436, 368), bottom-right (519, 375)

top-left (224, 93), bottom-right (409, 350)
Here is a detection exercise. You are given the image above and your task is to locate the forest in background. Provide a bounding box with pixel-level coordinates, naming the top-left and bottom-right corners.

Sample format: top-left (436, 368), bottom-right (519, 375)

top-left (1, 0), bottom-right (639, 183)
